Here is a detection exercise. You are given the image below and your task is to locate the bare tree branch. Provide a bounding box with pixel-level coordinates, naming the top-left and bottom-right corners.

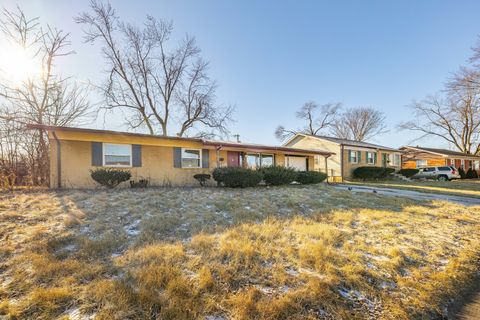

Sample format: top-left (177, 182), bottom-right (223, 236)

top-left (76, 0), bottom-right (232, 137)
top-left (275, 101), bottom-right (341, 141)
top-left (331, 107), bottom-right (387, 141)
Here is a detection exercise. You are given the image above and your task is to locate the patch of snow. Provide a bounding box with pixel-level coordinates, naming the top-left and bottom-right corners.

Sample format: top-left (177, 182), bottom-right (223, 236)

top-left (124, 219), bottom-right (141, 236)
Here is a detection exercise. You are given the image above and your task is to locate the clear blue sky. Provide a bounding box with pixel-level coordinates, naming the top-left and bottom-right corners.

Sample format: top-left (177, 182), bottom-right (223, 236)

top-left (5, 0), bottom-right (480, 148)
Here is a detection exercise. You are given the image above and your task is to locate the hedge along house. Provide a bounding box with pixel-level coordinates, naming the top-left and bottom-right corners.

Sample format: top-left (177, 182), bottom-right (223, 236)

top-left (400, 146), bottom-right (480, 172)
top-left (283, 134), bottom-right (402, 181)
top-left (27, 125), bottom-right (334, 188)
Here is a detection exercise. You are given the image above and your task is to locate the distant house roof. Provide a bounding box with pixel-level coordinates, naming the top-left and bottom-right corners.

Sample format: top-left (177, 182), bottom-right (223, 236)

top-left (288, 133), bottom-right (400, 152)
top-left (400, 146), bottom-right (480, 159)
top-left (27, 124), bottom-right (334, 157)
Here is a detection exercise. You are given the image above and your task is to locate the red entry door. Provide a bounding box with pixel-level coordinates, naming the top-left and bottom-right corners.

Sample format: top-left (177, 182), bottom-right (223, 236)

top-left (227, 151), bottom-right (240, 167)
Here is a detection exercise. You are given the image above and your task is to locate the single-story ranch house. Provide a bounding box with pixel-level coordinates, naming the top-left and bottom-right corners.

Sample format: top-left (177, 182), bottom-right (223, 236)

top-left (27, 125), bottom-right (334, 188)
top-left (400, 146), bottom-right (480, 172)
top-left (283, 134), bottom-right (402, 181)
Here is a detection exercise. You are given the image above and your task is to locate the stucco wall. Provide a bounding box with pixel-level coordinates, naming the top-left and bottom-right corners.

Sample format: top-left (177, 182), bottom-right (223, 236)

top-left (50, 138), bottom-right (315, 188)
top-left (51, 140), bottom-right (215, 188)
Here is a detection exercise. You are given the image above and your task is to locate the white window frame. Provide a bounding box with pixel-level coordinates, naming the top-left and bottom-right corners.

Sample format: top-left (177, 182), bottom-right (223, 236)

top-left (416, 159), bottom-right (427, 168)
top-left (103, 143), bottom-right (132, 167)
top-left (260, 154), bottom-right (275, 167)
top-left (460, 159), bottom-right (465, 169)
top-left (349, 150), bottom-right (358, 164)
top-left (181, 148), bottom-right (202, 169)
top-left (366, 152), bottom-right (375, 164)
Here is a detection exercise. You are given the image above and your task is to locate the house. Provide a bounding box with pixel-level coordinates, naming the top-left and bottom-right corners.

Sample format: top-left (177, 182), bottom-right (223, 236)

top-left (399, 146), bottom-right (480, 172)
top-left (283, 134), bottom-right (402, 181)
top-left (27, 125), bottom-right (334, 188)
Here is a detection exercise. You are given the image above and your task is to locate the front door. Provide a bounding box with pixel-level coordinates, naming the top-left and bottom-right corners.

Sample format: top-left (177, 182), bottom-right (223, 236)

top-left (227, 151), bottom-right (240, 167)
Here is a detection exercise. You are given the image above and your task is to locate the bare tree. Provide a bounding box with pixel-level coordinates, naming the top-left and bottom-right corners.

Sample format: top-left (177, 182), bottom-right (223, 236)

top-left (275, 101), bottom-right (340, 141)
top-left (0, 6), bottom-right (92, 185)
top-left (76, 0), bottom-right (233, 137)
top-left (400, 75), bottom-right (480, 155)
top-left (331, 107), bottom-right (387, 141)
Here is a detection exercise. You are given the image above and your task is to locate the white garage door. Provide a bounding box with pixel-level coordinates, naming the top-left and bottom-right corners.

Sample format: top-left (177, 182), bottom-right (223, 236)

top-left (286, 156), bottom-right (307, 171)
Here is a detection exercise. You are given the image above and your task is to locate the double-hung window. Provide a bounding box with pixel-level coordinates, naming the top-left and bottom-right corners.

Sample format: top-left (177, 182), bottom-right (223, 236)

top-left (366, 152), bottom-right (375, 164)
top-left (103, 143), bottom-right (132, 167)
top-left (181, 149), bottom-right (201, 168)
top-left (460, 159), bottom-right (465, 169)
top-left (393, 154), bottom-right (401, 166)
top-left (349, 150), bottom-right (358, 163)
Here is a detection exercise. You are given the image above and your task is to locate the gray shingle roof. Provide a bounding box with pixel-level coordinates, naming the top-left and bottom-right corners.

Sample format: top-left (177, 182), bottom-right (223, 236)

top-left (308, 135), bottom-right (400, 152)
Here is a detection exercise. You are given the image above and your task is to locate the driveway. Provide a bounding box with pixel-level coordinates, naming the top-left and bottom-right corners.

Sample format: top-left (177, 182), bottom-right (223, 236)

top-left (334, 184), bottom-right (480, 206)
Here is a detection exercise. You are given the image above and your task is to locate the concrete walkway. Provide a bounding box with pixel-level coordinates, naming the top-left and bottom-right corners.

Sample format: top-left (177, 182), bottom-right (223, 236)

top-left (334, 184), bottom-right (480, 206)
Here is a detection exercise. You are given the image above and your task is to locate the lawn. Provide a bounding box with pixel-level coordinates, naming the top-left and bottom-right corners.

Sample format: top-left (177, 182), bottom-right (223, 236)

top-left (347, 179), bottom-right (480, 199)
top-left (0, 185), bottom-right (479, 319)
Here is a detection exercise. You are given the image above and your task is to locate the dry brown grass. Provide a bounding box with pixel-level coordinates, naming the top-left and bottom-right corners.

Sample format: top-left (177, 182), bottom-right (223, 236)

top-left (0, 185), bottom-right (479, 319)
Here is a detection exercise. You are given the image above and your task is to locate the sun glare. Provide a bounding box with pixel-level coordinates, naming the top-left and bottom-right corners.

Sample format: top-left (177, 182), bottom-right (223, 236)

top-left (0, 42), bottom-right (40, 84)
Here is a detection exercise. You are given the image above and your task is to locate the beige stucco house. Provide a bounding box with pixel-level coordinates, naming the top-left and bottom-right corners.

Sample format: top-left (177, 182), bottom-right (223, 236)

top-left (284, 134), bottom-right (402, 181)
top-left (27, 125), bottom-right (333, 188)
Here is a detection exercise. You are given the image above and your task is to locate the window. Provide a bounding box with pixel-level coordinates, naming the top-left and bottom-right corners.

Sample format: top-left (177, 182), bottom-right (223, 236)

top-left (261, 154), bottom-right (274, 167)
top-left (438, 166), bottom-right (451, 171)
top-left (474, 160), bottom-right (480, 170)
top-left (416, 160), bottom-right (427, 168)
top-left (181, 149), bottom-right (201, 168)
top-left (246, 153), bottom-right (274, 168)
top-left (393, 154), bottom-right (401, 166)
top-left (423, 167), bottom-right (436, 172)
top-left (103, 143), bottom-right (132, 167)
top-left (366, 152), bottom-right (375, 164)
top-left (349, 150), bottom-right (358, 163)
top-left (460, 159), bottom-right (465, 169)
top-left (246, 154), bottom-right (259, 168)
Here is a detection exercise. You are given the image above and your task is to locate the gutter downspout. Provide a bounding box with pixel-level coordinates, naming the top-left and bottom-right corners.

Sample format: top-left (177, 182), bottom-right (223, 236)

top-left (324, 154), bottom-right (330, 184)
top-left (340, 144), bottom-right (344, 182)
top-left (52, 131), bottom-right (61, 189)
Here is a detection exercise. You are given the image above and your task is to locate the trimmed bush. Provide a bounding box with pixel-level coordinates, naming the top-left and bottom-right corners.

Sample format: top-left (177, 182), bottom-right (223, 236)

top-left (212, 167), bottom-right (263, 188)
top-left (466, 168), bottom-right (478, 179)
top-left (212, 167), bottom-right (228, 186)
top-left (193, 174), bottom-right (211, 186)
top-left (458, 167), bottom-right (466, 179)
top-left (353, 166), bottom-right (393, 180)
top-left (398, 168), bottom-right (419, 178)
top-left (296, 171), bottom-right (327, 184)
top-left (90, 168), bottom-right (131, 188)
top-left (260, 166), bottom-right (298, 186)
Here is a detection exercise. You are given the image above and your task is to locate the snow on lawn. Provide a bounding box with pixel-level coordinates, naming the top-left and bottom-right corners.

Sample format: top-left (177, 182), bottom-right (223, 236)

top-left (0, 185), bottom-right (479, 319)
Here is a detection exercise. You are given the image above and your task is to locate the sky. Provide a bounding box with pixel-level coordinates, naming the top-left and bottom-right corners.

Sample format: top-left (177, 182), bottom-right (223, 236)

top-left (3, 0), bottom-right (480, 148)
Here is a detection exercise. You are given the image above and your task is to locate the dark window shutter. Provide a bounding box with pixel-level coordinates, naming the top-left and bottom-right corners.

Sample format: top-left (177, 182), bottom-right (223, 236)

top-left (357, 151), bottom-right (361, 162)
top-left (173, 147), bottom-right (182, 168)
top-left (132, 144), bottom-right (142, 167)
top-left (374, 152), bottom-right (377, 164)
top-left (202, 149), bottom-right (210, 168)
top-left (92, 142), bottom-right (103, 166)
top-left (347, 151), bottom-right (351, 163)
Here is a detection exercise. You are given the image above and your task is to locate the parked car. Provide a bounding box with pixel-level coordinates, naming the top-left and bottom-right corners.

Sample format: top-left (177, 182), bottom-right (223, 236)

top-left (412, 166), bottom-right (461, 181)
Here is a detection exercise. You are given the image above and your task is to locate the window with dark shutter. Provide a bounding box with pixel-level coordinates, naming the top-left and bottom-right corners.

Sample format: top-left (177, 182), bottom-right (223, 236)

top-left (91, 142), bottom-right (103, 166)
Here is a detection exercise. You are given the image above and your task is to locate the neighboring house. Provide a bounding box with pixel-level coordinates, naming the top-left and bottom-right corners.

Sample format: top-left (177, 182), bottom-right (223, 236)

top-left (284, 134), bottom-right (402, 181)
top-left (27, 125), bottom-right (333, 188)
top-left (400, 146), bottom-right (480, 172)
